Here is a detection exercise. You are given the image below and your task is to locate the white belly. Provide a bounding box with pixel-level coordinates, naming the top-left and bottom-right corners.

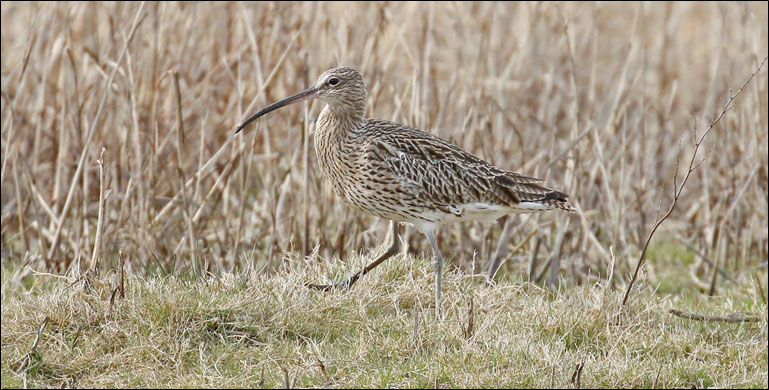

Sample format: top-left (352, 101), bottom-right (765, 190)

top-left (410, 201), bottom-right (553, 231)
top-left (417, 202), bottom-right (510, 224)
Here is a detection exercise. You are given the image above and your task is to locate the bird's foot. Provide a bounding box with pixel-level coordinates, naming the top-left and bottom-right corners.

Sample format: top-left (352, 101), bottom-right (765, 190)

top-left (304, 279), bottom-right (353, 291)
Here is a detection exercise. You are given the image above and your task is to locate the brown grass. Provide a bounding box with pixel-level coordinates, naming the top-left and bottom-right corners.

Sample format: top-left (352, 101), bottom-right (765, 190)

top-left (1, 2), bottom-right (767, 291)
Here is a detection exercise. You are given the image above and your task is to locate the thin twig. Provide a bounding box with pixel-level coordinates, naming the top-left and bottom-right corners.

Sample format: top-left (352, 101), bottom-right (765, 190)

top-left (463, 295), bottom-right (475, 339)
top-left (570, 356), bottom-right (585, 389)
top-left (622, 57), bottom-right (767, 306)
top-left (119, 250), bottom-right (125, 299)
top-left (15, 317), bottom-right (48, 372)
top-left (652, 364), bottom-right (662, 388)
top-left (669, 309), bottom-right (761, 323)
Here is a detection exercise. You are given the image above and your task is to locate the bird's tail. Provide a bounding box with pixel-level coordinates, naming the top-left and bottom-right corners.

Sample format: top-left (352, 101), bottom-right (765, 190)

top-left (537, 190), bottom-right (575, 213)
top-left (495, 173), bottom-right (575, 214)
top-left (515, 191), bottom-right (575, 213)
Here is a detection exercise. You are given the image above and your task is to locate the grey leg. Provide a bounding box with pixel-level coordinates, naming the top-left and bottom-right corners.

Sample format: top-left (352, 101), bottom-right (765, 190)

top-left (425, 230), bottom-right (443, 318)
top-left (307, 221), bottom-right (401, 291)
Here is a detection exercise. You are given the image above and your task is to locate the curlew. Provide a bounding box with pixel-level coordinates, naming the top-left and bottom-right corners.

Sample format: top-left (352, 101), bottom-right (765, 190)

top-left (235, 66), bottom-right (574, 316)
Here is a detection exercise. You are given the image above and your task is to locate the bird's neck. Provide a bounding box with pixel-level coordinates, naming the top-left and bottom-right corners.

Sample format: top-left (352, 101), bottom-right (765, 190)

top-left (314, 105), bottom-right (364, 192)
top-left (316, 104), bottom-right (364, 140)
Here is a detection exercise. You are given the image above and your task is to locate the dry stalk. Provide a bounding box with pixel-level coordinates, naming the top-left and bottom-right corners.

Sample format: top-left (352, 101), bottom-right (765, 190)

top-left (527, 234), bottom-right (543, 282)
top-left (485, 217), bottom-right (516, 279)
top-left (12, 155), bottom-right (30, 252)
top-left (234, 124), bottom-right (259, 268)
top-left (88, 148), bottom-right (110, 273)
top-left (463, 294), bottom-right (475, 339)
top-left (570, 356), bottom-right (585, 389)
top-left (412, 303), bottom-right (420, 348)
top-left (752, 273), bottom-right (767, 305)
top-left (172, 68), bottom-right (199, 276)
top-left (669, 309), bottom-right (761, 323)
top-left (15, 317), bottom-right (49, 373)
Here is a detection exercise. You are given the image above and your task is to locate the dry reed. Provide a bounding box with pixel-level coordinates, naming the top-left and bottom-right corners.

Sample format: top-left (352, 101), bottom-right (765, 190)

top-left (1, 2), bottom-right (767, 293)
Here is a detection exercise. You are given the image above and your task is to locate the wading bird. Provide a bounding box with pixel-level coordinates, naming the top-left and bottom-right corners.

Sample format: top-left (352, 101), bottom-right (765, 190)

top-left (235, 66), bottom-right (574, 316)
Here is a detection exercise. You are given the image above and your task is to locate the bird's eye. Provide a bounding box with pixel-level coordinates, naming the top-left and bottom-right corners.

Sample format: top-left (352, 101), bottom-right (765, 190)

top-left (328, 77), bottom-right (339, 86)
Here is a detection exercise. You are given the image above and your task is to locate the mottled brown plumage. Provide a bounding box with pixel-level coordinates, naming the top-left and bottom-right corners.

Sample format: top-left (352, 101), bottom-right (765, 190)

top-left (236, 66), bottom-right (574, 316)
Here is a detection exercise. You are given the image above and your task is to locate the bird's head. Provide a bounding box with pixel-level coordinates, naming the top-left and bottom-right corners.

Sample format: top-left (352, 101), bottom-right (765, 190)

top-left (235, 66), bottom-right (366, 134)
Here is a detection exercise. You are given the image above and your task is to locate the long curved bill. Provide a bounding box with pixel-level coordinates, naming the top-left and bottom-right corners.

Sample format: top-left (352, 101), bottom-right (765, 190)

top-left (234, 86), bottom-right (318, 134)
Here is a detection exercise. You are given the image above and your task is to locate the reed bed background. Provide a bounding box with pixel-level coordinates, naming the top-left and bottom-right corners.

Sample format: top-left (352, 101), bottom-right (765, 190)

top-left (1, 2), bottom-right (767, 292)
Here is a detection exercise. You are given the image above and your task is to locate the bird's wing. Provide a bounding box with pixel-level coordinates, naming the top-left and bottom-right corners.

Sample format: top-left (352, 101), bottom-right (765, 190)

top-left (361, 120), bottom-right (568, 212)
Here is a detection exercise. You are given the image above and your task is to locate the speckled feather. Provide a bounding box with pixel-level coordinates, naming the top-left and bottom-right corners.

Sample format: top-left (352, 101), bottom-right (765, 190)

top-left (311, 67), bottom-right (574, 229)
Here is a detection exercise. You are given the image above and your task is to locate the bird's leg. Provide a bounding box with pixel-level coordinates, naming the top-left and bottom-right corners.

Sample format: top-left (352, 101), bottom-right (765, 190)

top-left (306, 221), bottom-right (401, 291)
top-left (425, 230), bottom-right (443, 318)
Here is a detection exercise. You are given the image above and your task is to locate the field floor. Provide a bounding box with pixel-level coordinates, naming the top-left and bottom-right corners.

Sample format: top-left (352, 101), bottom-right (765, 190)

top-left (2, 253), bottom-right (766, 388)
